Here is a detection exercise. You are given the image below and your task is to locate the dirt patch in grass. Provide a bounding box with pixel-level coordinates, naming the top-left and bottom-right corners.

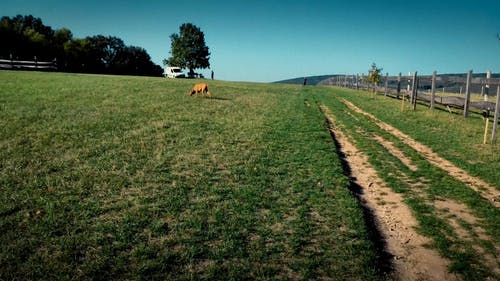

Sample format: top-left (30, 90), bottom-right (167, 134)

top-left (341, 99), bottom-right (500, 207)
top-left (320, 105), bottom-right (457, 281)
top-left (434, 198), bottom-right (500, 276)
top-left (372, 134), bottom-right (418, 172)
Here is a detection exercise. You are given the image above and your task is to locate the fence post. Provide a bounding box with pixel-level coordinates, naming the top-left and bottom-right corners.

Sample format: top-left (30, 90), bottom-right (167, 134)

top-left (485, 71), bottom-right (491, 102)
top-left (430, 71), bottom-right (436, 110)
top-left (34, 56), bottom-right (38, 69)
top-left (413, 76), bottom-right (419, 111)
top-left (356, 74), bottom-right (359, 90)
top-left (384, 73), bottom-right (389, 96)
top-left (407, 72), bottom-right (411, 93)
top-left (464, 70), bottom-right (472, 118)
top-left (410, 72), bottom-right (418, 109)
top-left (492, 85), bottom-right (500, 144)
top-left (397, 72), bottom-right (401, 99)
top-left (483, 115), bottom-right (490, 144)
top-left (409, 72), bottom-right (414, 104)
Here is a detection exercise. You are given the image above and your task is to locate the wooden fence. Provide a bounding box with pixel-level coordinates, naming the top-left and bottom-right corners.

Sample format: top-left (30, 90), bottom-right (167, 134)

top-left (321, 71), bottom-right (500, 144)
top-left (0, 57), bottom-right (57, 71)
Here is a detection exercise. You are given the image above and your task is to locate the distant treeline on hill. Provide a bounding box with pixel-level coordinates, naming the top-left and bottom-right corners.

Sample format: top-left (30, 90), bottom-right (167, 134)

top-left (0, 15), bottom-right (163, 76)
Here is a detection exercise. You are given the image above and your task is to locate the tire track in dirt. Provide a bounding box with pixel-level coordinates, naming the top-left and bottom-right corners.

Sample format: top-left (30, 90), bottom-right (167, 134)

top-left (341, 99), bottom-right (500, 207)
top-left (344, 103), bottom-right (499, 278)
top-left (371, 134), bottom-right (418, 172)
top-left (433, 199), bottom-right (500, 277)
top-left (319, 105), bottom-right (457, 281)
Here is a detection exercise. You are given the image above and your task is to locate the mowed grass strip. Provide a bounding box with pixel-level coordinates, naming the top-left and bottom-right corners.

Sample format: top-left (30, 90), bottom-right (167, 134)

top-left (314, 88), bottom-right (499, 280)
top-left (329, 87), bottom-right (500, 188)
top-left (0, 71), bottom-right (380, 280)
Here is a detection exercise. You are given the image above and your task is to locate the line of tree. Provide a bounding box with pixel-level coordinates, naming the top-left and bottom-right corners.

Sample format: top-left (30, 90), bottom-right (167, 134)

top-left (0, 15), bottom-right (163, 76)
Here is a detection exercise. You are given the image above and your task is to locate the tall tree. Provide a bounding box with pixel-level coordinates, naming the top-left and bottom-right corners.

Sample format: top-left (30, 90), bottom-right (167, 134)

top-left (164, 23), bottom-right (210, 76)
top-left (54, 28), bottom-right (72, 46)
top-left (53, 28), bottom-right (73, 69)
top-left (85, 35), bottom-right (125, 72)
top-left (63, 38), bottom-right (92, 72)
top-left (114, 45), bottom-right (163, 76)
top-left (0, 15), bottom-right (54, 60)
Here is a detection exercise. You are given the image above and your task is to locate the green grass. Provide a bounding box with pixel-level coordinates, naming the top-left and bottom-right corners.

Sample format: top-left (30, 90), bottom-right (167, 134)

top-left (314, 87), bottom-right (499, 280)
top-left (2, 72), bottom-right (498, 280)
top-left (0, 71), bottom-right (381, 280)
top-left (341, 88), bottom-right (500, 186)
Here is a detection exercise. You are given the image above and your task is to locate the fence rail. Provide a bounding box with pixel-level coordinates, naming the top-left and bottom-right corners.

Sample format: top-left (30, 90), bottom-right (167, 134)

top-left (322, 70), bottom-right (500, 144)
top-left (0, 58), bottom-right (57, 71)
top-left (321, 72), bottom-right (499, 108)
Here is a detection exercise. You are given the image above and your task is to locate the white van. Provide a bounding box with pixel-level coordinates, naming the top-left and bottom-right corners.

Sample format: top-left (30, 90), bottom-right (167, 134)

top-left (165, 67), bottom-right (185, 78)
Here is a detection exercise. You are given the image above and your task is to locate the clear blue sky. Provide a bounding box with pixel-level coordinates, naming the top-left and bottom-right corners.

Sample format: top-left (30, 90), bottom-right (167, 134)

top-left (2, 0), bottom-right (499, 82)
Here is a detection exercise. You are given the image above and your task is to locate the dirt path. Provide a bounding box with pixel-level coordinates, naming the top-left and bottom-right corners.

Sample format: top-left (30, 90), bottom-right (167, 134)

top-left (371, 134), bottom-right (418, 172)
top-left (433, 198), bottom-right (500, 277)
top-left (320, 105), bottom-right (458, 281)
top-left (341, 99), bottom-right (500, 207)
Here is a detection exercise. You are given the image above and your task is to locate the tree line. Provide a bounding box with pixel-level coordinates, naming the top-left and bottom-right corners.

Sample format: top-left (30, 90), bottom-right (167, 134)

top-left (0, 15), bottom-right (163, 76)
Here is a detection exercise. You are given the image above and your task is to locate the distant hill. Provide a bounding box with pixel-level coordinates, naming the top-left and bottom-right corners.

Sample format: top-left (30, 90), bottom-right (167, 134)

top-left (276, 73), bottom-right (500, 91)
top-left (274, 75), bottom-right (338, 86)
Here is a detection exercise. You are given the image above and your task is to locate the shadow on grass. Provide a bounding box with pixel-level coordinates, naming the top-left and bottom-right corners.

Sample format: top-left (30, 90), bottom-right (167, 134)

top-left (207, 96), bottom-right (232, 101)
top-left (324, 115), bottom-right (394, 278)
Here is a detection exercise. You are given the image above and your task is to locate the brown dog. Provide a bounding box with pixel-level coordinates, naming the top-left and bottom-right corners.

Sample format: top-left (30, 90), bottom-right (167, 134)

top-left (189, 83), bottom-right (211, 97)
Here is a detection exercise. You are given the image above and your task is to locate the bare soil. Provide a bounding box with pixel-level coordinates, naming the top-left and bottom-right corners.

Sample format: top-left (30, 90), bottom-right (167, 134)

top-left (320, 105), bottom-right (458, 281)
top-left (341, 99), bottom-right (500, 207)
top-left (371, 134), bottom-right (418, 172)
top-left (338, 99), bottom-right (500, 278)
top-left (433, 198), bottom-right (500, 276)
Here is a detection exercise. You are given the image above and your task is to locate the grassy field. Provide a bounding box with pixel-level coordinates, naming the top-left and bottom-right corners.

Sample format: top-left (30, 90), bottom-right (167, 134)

top-left (1, 71), bottom-right (498, 280)
top-left (328, 89), bottom-right (500, 187)
top-left (0, 71), bottom-right (381, 280)
top-left (314, 88), bottom-right (499, 280)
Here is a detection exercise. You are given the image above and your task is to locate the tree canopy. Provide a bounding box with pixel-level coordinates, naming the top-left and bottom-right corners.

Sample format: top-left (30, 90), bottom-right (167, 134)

top-left (164, 23), bottom-right (210, 75)
top-left (0, 15), bottom-right (163, 76)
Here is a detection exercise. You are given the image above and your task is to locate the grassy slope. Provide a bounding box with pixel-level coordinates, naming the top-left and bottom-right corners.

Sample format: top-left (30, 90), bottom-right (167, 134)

top-left (314, 87), bottom-right (499, 280)
top-left (0, 72), bottom-right (380, 280)
top-left (325, 87), bottom-right (500, 187)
